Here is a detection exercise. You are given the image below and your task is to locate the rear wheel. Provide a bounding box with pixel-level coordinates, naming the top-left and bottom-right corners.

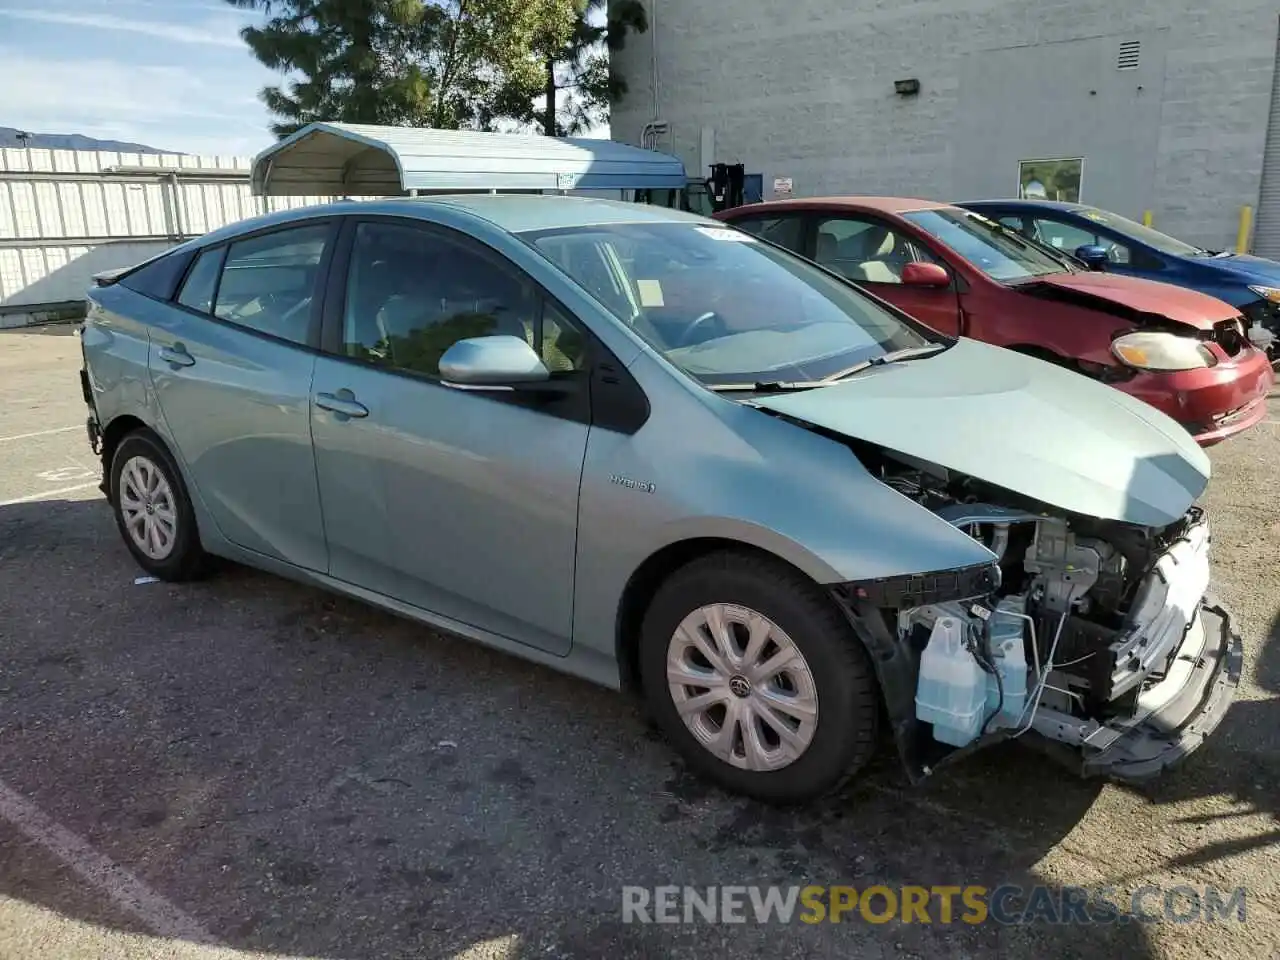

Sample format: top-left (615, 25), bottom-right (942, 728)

top-left (109, 429), bottom-right (209, 581)
top-left (639, 551), bottom-right (880, 803)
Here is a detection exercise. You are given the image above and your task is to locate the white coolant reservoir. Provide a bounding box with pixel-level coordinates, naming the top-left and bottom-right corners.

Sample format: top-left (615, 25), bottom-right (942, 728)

top-left (986, 596), bottom-right (1029, 727)
top-left (915, 615), bottom-right (986, 747)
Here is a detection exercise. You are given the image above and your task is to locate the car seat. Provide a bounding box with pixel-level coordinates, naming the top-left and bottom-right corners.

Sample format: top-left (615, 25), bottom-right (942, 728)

top-left (845, 226), bottom-right (901, 283)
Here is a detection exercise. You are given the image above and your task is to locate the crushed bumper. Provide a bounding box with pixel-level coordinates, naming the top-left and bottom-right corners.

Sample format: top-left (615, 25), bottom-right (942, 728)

top-left (1029, 602), bottom-right (1242, 781)
top-left (1120, 347), bottom-right (1273, 445)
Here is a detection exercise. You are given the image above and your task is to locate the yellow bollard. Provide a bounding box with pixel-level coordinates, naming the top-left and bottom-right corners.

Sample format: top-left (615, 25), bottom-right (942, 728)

top-left (1237, 205), bottom-right (1253, 254)
top-left (1142, 210), bottom-right (1153, 227)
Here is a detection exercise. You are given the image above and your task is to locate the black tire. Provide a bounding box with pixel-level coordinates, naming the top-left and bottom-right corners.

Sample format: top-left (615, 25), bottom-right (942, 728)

top-left (109, 428), bottom-right (210, 581)
top-left (638, 550), bottom-right (880, 804)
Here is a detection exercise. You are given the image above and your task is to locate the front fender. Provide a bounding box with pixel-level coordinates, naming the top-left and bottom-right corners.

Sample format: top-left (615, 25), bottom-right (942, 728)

top-left (571, 352), bottom-right (997, 667)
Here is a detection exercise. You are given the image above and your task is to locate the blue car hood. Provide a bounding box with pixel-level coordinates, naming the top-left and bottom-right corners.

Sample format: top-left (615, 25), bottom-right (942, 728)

top-left (749, 338), bottom-right (1211, 528)
top-left (1202, 253), bottom-right (1280, 286)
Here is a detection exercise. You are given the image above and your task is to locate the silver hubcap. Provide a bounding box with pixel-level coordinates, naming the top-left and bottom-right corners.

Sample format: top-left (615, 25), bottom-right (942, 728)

top-left (119, 455), bottom-right (177, 561)
top-left (666, 603), bottom-right (819, 772)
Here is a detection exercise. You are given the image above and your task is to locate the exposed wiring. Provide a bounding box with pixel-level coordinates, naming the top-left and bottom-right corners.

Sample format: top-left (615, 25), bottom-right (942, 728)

top-left (969, 600), bottom-right (1004, 736)
top-left (1012, 609), bottom-right (1068, 739)
top-left (1013, 611), bottom-right (1039, 670)
top-left (1041, 682), bottom-right (1086, 706)
top-left (976, 636), bottom-right (1004, 735)
top-left (1051, 651), bottom-right (1096, 669)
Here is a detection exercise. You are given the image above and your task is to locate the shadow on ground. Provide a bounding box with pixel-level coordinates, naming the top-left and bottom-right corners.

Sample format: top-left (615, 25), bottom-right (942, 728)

top-left (0, 497), bottom-right (1163, 958)
top-left (1115, 608), bottom-right (1280, 873)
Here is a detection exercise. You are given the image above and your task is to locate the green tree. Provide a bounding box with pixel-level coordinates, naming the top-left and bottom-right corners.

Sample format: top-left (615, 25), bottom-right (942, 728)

top-left (505, 0), bottom-right (648, 136)
top-left (228, 0), bottom-right (582, 135)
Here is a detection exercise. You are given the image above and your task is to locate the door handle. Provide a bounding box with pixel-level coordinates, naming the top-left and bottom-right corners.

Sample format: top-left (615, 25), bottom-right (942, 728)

top-left (158, 344), bottom-right (195, 367)
top-left (315, 391), bottom-right (369, 419)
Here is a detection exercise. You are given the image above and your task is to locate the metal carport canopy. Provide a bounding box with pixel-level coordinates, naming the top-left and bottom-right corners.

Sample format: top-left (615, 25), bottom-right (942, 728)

top-left (250, 122), bottom-right (689, 196)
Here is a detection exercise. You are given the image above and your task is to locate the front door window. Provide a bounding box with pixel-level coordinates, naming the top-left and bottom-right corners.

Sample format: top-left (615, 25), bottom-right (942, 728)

top-left (813, 218), bottom-right (937, 284)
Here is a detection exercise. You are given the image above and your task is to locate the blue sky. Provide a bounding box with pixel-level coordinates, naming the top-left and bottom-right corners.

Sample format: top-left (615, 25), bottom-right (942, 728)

top-left (0, 0), bottom-right (607, 158)
top-left (0, 0), bottom-right (305, 157)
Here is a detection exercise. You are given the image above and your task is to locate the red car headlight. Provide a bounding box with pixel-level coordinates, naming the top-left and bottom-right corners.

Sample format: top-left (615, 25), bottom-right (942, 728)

top-left (1111, 332), bottom-right (1217, 371)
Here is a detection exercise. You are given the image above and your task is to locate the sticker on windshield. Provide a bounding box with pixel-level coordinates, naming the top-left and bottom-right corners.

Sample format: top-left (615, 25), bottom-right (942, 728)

top-left (637, 279), bottom-right (665, 307)
top-left (694, 226), bottom-right (757, 242)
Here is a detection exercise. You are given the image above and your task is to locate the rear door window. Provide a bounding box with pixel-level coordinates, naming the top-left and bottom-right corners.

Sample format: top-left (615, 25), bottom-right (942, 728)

top-left (731, 216), bottom-right (806, 253)
top-left (213, 224), bottom-right (331, 346)
top-left (996, 215), bottom-right (1029, 236)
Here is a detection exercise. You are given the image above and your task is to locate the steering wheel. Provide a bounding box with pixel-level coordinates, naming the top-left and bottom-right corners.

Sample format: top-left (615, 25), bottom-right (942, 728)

top-left (676, 311), bottom-right (723, 347)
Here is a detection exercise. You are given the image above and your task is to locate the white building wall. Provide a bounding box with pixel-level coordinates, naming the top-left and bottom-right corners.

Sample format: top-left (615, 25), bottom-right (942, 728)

top-left (0, 148), bottom-right (334, 328)
top-left (612, 0), bottom-right (1280, 251)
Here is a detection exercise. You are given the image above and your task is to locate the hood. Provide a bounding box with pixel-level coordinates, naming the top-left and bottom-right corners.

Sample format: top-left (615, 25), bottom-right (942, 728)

top-left (1200, 253), bottom-right (1280, 287)
top-left (750, 338), bottom-right (1211, 528)
top-left (1023, 272), bottom-right (1238, 329)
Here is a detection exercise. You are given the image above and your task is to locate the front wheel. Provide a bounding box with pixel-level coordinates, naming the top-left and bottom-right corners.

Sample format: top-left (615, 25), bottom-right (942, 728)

top-left (109, 429), bottom-right (209, 581)
top-left (638, 551), bottom-right (880, 803)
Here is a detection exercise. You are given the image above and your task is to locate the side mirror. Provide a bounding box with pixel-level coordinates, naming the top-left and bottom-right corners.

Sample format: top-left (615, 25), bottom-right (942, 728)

top-left (901, 261), bottom-right (951, 288)
top-left (1074, 244), bottom-right (1110, 271)
top-left (439, 335), bottom-right (550, 387)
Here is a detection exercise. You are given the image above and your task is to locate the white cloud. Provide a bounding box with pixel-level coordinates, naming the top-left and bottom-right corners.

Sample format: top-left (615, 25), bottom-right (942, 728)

top-left (0, 49), bottom-right (275, 156)
top-left (0, 7), bottom-right (246, 47)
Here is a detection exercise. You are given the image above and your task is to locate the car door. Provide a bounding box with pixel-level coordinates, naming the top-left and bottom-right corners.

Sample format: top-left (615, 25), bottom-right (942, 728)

top-left (148, 220), bottom-right (336, 572)
top-left (309, 217), bottom-right (591, 656)
top-left (811, 215), bottom-right (964, 336)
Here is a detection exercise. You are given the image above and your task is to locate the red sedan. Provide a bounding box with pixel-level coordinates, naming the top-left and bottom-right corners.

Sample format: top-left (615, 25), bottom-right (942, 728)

top-left (716, 198), bottom-right (1273, 445)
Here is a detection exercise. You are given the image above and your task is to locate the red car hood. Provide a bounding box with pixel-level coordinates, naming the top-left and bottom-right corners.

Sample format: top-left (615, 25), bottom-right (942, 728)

top-left (1025, 272), bottom-right (1237, 330)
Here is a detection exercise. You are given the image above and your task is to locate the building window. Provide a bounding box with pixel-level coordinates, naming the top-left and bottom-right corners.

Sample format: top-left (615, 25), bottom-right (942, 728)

top-left (1018, 158), bottom-right (1084, 203)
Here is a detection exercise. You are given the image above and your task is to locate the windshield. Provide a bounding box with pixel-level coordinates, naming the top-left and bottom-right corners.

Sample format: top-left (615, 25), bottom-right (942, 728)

top-left (520, 221), bottom-right (936, 387)
top-left (903, 208), bottom-right (1067, 281)
top-left (1072, 207), bottom-right (1206, 257)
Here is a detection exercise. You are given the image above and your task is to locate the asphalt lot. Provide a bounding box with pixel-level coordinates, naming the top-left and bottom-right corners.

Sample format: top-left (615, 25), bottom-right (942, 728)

top-left (0, 323), bottom-right (1277, 959)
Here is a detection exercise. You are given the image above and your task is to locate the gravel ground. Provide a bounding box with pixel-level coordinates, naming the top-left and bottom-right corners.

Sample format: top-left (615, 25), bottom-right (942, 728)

top-left (0, 323), bottom-right (1277, 959)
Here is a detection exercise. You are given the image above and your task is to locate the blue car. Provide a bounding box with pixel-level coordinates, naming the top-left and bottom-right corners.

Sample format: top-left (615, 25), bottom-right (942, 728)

top-left (957, 199), bottom-right (1280, 361)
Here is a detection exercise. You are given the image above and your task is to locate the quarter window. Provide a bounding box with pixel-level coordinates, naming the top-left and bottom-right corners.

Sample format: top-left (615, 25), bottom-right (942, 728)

top-left (814, 217), bottom-right (937, 284)
top-left (121, 249), bottom-right (195, 301)
top-left (211, 224), bottom-right (330, 345)
top-left (176, 247), bottom-right (224, 314)
top-left (341, 221), bottom-right (585, 378)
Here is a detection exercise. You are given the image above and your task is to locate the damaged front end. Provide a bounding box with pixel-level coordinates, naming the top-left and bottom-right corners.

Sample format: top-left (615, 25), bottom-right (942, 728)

top-left (831, 450), bottom-right (1243, 784)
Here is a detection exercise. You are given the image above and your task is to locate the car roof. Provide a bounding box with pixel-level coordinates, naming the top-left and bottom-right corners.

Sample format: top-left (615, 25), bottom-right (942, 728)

top-left (959, 199), bottom-right (1089, 212)
top-left (423, 194), bottom-right (710, 232)
top-left (191, 194), bottom-right (706, 248)
top-left (724, 196), bottom-right (954, 216)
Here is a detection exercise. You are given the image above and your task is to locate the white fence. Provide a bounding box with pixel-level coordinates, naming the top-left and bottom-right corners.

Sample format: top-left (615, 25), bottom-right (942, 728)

top-left (0, 147), bottom-right (336, 328)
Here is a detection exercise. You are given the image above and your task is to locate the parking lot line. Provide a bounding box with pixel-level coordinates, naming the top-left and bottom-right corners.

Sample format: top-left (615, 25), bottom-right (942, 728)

top-left (0, 482), bottom-right (100, 508)
top-left (0, 426), bottom-right (81, 443)
top-left (0, 779), bottom-right (220, 945)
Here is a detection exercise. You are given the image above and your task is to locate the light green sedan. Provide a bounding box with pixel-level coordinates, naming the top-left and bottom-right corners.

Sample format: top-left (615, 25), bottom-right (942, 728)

top-left (79, 195), bottom-right (1239, 802)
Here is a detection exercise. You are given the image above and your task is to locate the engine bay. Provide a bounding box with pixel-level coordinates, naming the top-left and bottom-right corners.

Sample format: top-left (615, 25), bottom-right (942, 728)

top-left (867, 445), bottom-right (1209, 757)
